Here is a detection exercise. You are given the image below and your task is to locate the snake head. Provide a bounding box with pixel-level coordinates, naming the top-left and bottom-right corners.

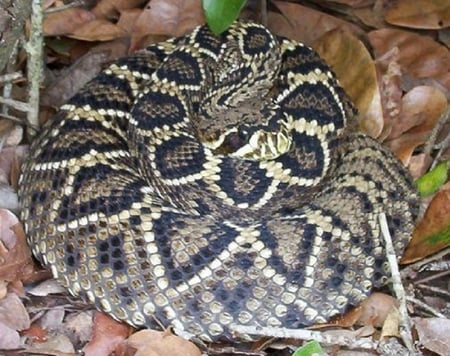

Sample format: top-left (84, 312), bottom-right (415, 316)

top-left (202, 118), bottom-right (293, 161)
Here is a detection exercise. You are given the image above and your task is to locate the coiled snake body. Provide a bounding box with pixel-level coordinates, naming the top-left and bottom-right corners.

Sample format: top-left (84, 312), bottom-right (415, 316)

top-left (19, 22), bottom-right (418, 341)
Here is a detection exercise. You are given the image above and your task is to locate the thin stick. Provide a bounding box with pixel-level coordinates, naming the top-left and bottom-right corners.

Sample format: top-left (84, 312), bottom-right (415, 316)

top-left (379, 213), bottom-right (415, 351)
top-left (25, 0), bottom-right (44, 131)
top-left (405, 296), bottom-right (446, 319)
top-left (229, 324), bottom-right (378, 350)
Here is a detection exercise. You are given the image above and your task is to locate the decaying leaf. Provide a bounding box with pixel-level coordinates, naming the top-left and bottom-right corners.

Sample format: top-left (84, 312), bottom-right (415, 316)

top-left (126, 329), bottom-right (202, 356)
top-left (369, 28), bottom-right (450, 82)
top-left (268, 1), bottom-right (364, 46)
top-left (402, 183), bottom-right (450, 263)
top-left (0, 209), bottom-right (33, 283)
top-left (413, 317), bottom-right (450, 355)
top-left (82, 312), bottom-right (131, 355)
top-left (313, 29), bottom-right (382, 138)
top-left (385, 0), bottom-right (450, 30)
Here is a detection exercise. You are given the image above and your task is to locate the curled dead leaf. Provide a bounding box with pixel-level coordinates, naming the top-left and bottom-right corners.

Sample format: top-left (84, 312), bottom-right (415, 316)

top-left (43, 8), bottom-right (96, 37)
top-left (387, 86), bottom-right (447, 140)
top-left (314, 29), bottom-right (383, 138)
top-left (357, 292), bottom-right (398, 328)
top-left (130, 0), bottom-right (204, 51)
top-left (0, 209), bottom-right (33, 283)
top-left (268, 1), bottom-right (364, 46)
top-left (369, 28), bottom-right (450, 81)
top-left (70, 19), bottom-right (128, 41)
top-left (402, 183), bottom-right (450, 263)
top-left (83, 312), bottom-right (131, 356)
top-left (126, 329), bottom-right (202, 356)
top-left (385, 0), bottom-right (450, 30)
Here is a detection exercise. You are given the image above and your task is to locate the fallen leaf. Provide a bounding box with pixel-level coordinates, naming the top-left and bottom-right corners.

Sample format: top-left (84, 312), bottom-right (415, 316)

top-left (413, 317), bottom-right (450, 355)
top-left (386, 86), bottom-right (447, 140)
top-left (401, 183), bottom-right (450, 263)
top-left (314, 28), bottom-right (382, 138)
top-left (356, 292), bottom-right (398, 328)
top-left (83, 312), bottom-right (131, 356)
top-left (0, 321), bottom-right (21, 350)
top-left (92, 0), bottom-right (148, 20)
top-left (26, 333), bottom-right (75, 354)
top-left (369, 28), bottom-right (450, 83)
top-left (71, 19), bottom-right (128, 41)
top-left (374, 47), bottom-right (403, 140)
top-left (380, 307), bottom-right (400, 339)
top-left (385, 0), bottom-right (450, 29)
top-left (0, 210), bottom-right (34, 283)
top-left (43, 8), bottom-right (96, 37)
top-left (126, 329), bottom-right (202, 356)
top-left (130, 0), bottom-right (204, 51)
top-left (0, 292), bottom-right (30, 330)
top-left (268, 1), bottom-right (364, 46)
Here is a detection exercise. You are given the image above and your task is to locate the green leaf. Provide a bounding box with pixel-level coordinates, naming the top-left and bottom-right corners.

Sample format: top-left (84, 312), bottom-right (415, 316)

top-left (202, 0), bottom-right (247, 35)
top-left (292, 340), bottom-right (326, 356)
top-left (416, 160), bottom-right (450, 197)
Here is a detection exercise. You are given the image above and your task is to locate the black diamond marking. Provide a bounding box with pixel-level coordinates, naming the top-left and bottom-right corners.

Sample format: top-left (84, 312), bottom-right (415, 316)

top-left (279, 82), bottom-right (346, 129)
top-left (156, 49), bottom-right (204, 87)
top-left (131, 91), bottom-right (189, 130)
top-left (214, 157), bottom-right (272, 206)
top-left (153, 135), bottom-right (205, 180)
top-left (278, 41), bottom-right (331, 77)
top-left (276, 132), bottom-right (325, 179)
top-left (152, 211), bottom-right (239, 289)
top-left (241, 25), bottom-right (275, 55)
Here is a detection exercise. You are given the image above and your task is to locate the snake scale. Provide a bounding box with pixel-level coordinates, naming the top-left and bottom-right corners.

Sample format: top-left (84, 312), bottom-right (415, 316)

top-left (19, 22), bottom-right (419, 341)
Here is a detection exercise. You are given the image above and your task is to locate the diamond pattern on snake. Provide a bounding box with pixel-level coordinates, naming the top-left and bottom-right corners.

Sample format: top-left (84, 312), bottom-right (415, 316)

top-left (19, 22), bottom-right (419, 341)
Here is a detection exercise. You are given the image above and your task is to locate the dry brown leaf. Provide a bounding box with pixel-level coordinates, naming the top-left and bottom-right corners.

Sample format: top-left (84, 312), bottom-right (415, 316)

top-left (0, 321), bottom-right (22, 350)
top-left (83, 312), bottom-right (131, 356)
top-left (385, 0), bottom-right (450, 29)
top-left (356, 292), bottom-right (398, 328)
top-left (126, 329), bottom-right (202, 356)
top-left (0, 210), bottom-right (33, 283)
top-left (0, 292), bottom-right (30, 330)
top-left (375, 47), bottom-right (403, 140)
top-left (385, 86), bottom-right (447, 165)
top-left (387, 86), bottom-right (447, 140)
top-left (413, 317), bottom-right (450, 355)
top-left (408, 153), bottom-right (433, 179)
top-left (71, 19), bottom-right (128, 41)
top-left (43, 8), bottom-right (96, 36)
top-left (117, 8), bottom-right (143, 34)
top-left (351, 2), bottom-right (387, 29)
top-left (92, 0), bottom-right (148, 20)
top-left (313, 29), bottom-right (383, 138)
top-left (26, 333), bottom-right (75, 354)
top-left (379, 307), bottom-right (400, 339)
top-left (369, 28), bottom-right (450, 83)
top-left (268, 1), bottom-right (364, 46)
top-left (401, 183), bottom-right (450, 263)
top-left (129, 0), bottom-right (204, 51)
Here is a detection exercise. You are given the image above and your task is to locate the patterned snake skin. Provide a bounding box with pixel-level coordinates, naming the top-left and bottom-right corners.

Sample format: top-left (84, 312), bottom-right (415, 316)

top-left (19, 22), bottom-right (419, 341)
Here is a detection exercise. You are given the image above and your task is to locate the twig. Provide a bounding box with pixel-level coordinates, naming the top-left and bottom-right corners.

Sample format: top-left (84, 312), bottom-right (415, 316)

top-left (44, 0), bottom-right (86, 14)
top-left (0, 96), bottom-right (33, 112)
top-left (401, 247), bottom-right (450, 278)
top-left (405, 296), bottom-right (446, 319)
top-left (229, 324), bottom-right (378, 350)
top-left (0, 72), bottom-right (23, 84)
top-left (423, 106), bottom-right (450, 169)
top-left (25, 0), bottom-right (44, 131)
top-left (417, 283), bottom-right (450, 299)
top-left (379, 213), bottom-right (415, 352)
top-left (414, 269), bottom-right (450, 285)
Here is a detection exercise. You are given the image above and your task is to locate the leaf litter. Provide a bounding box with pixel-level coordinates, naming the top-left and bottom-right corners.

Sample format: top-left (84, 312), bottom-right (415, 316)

top-left (0, 0), bottom-right (449, 354)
